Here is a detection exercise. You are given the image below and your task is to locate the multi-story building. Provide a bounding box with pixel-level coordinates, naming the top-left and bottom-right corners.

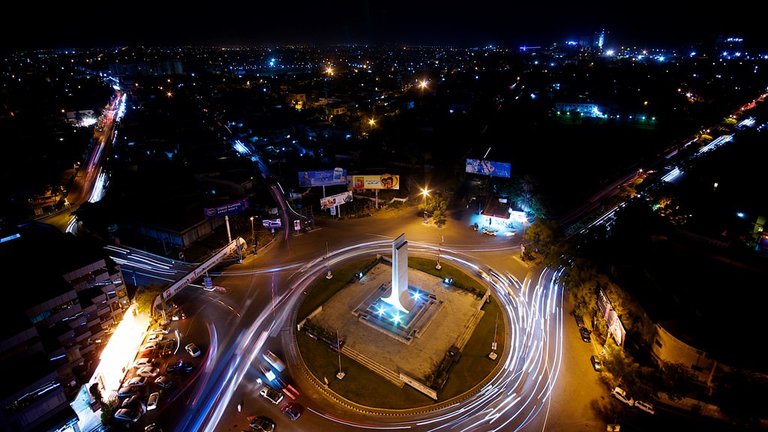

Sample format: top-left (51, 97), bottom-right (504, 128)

top-left (0, 223), bottom-right (129, 431)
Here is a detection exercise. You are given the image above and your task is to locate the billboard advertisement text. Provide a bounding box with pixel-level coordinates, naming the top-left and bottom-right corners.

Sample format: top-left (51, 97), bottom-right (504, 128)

top-left (298, 168), bottom-right (347, 187)
top-left (204, 198), bottom-right (249, 218)
top-left (320, 191), bottom-right (353, 209)
top-left (465, 159), bottom-right (511, 178)
top-left (351, 174), bottom-right (400, 190)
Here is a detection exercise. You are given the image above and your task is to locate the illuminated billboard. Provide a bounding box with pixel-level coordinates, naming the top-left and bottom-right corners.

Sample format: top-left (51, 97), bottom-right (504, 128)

top-left (298, 168), bottom-right (347, 187)
top-left (320, 191), bottom-right (353, 209)
top-left (351, 174), bottom-right (400, 190)
top-left (204, 198), bottom-right (248, 218)
top-left (465, 159), bottom-right (511, 178)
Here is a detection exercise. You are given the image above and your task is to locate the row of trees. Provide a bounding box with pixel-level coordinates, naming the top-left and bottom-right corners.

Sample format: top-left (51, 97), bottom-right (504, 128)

top-left (521, 201), bottom-right (768, 425)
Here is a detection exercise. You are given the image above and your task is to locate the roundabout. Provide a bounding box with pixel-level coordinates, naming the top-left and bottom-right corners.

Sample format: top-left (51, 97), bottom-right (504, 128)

top-left (276, 237), bottom-right (565, 431)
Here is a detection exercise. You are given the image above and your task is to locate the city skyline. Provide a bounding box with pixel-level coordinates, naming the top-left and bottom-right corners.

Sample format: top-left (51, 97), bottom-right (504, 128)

top-left (3, 2), bottom-right (768, 50)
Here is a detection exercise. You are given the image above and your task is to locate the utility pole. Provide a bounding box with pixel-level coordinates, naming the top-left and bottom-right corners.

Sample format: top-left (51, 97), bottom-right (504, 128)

top-left (336, 331), bottom-right (345, 379)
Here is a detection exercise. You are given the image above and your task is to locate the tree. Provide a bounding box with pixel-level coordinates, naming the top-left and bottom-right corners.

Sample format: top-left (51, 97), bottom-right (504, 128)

top-left (602, 339), bottom-right (641, 390)
top-left (659, 362), bottom-right (697, 401)
top-left (715, 370), bottom-right (768, 426)
top-left (522, 219), bottom-right (565, 266)
top-left (134, 285), bottom-right (164, 316)
top-left (562, 259), bottom-right (600, 318)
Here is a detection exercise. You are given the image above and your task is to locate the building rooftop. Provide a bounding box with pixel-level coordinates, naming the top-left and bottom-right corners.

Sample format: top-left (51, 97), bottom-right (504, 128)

top-left (0, 222), bottom-right (107, 311)
top-left (629, 234), bottom-right (768, 373)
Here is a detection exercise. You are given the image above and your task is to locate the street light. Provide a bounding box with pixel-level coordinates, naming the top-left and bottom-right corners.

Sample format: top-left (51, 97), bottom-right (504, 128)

top-left (421, 188), bottom-right (430, 224)
top-left (249, 217), bottom-right (255, 248)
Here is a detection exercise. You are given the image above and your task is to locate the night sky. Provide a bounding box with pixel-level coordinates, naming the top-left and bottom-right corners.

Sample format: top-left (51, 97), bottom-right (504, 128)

top-left (3, 1), bottom-right (768, 50)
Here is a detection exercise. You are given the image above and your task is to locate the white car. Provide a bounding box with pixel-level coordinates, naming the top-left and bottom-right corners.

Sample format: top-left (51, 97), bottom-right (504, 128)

top-left (185, 343), bottom-right (201, 358)
top-left (611, 386), bottom-right (634, 406)
top-left (148, 327), bottom-right (169, 335)
top-left (146, 333), bottom-right (164, 343)
top-left (259, 387), bottom-right (284, 404)
top-left (133, 358), bottom-right (155, 368)
top-left (635, 400), bottom-right (655, 414)
top-left (136, 366), bottom-right (160, 377)
top-left (147, 392), bottom-right (160, 411)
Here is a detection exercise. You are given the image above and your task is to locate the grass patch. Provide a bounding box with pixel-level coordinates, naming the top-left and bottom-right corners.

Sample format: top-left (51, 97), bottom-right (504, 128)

top-left (440, 297), bottom-right (505, 399)
top-left (297, 332), bottom-right (435, 408)
top-left (297, 257), bottom-right (377, 320)
top-left (295, 257), bottom-right (507, 408)
top-left (409, 256), bottom-right (486, 296)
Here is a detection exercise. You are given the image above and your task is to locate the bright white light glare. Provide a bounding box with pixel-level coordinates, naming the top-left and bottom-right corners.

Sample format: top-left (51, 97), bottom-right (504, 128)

top-left (80, 116), bottom-right (97, 127)
top-left (91, 304), bottom-right (149, 400)
top-left (605, 49), bottom-right (615, 56)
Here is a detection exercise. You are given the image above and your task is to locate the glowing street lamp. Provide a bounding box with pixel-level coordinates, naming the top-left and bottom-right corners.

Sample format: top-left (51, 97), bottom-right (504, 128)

top-left (418, 79), bottom-right (429, 90)
top-left (368, 117), bottom-right (376, 127)
top-left (249, 216), bottom-right (256, 250)
top-left (325, 65), bottom-right (334, 76)
top-left (421, 188), bottom-right (430, 224)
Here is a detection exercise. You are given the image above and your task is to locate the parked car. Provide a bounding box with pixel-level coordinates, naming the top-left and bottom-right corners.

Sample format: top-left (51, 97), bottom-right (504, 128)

top-left (185, 343), bottom-right (201, 357)
top-left (114, 408), bottom-right (142, 423)
top-left (121, 394), bottom-right (143, 410)
top-left (148, 327), bottom-right (169, 335)
top-left (590, 355), bottom-right (603, 372)
top-left (259, 386), bottom-right (284, 404)
top-left (117, 386), bottom-right (138, 399)
top-left (573, 313), bottom-right (586, 328)
top-left (126, 376), bottom-right (148, 387)
top-left (155, 375), bottom-right (173, 389)
top-left (166, 360), bottom-right (195, 374)
top-left (146, 333), bottom-right (164, 343)
top-left (144, 424), bottom-right (163, 432)
top-left (611, 386), bottom-right (634, 406)
top-left (579, 327), bottom-right (592, 343)
top-left (147, 392), bottom-right (160, 411)
top-left (281, 402), bottom-right (303, 420)
top-left (134, 358), bottom-right (156, 368)
top-left (141, 343), bottom-right (158, 352)
top-left (249, 415), bottom-right (276, 432)
top-left (137, 366), bottom-right (160, 377)
top-left (635, 400), bottom-right (655, 414)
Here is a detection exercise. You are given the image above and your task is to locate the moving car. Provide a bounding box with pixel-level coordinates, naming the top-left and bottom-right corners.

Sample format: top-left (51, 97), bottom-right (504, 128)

top-left (259, 386), bottom-right (284, 404)
top-left (635, 400), bottom-right (655, 414)
top-left (185, 343), bottom-right (201, 358)
top-left (590, 355), bottom-right (603, 372)
top-left (611, 386), bottom-right (634, 406)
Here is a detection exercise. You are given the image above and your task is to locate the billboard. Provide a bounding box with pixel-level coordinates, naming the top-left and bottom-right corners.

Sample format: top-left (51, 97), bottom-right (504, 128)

top-left (298, 168), bottom-right (347, 187)
top-left (320, 191), bottom-right (353, 209)
top-left (204, 198), bottom-right (249, 218)
top-left (465, 159), bottom-right (511, 178)
top-left (351, 174), bottom-right (400, 190)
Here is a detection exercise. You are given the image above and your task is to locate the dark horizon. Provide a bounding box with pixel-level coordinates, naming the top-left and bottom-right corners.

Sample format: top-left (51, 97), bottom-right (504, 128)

top-left (4, 1), bottom-right (768, 51)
